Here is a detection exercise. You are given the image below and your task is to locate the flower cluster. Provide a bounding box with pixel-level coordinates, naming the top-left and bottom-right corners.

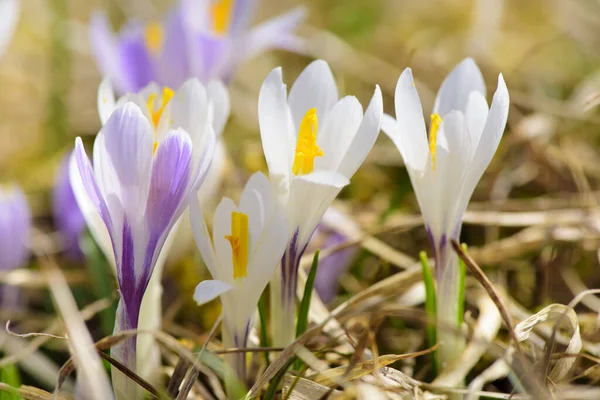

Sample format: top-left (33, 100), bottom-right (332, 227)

top-left (0, 1), bottom-right (511, 398)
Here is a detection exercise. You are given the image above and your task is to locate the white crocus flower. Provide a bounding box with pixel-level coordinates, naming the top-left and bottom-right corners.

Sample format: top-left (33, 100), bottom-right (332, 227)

top-left (382, 58), bottom-right (509, 372)
top-left (0, 0), bottom-right (19, 58)
top-left (191, 172), bottom-right (288, 397)
top-left (72, 77), bottom-right (225, 391)
top-left (258, 60), bottom-right (383, 346)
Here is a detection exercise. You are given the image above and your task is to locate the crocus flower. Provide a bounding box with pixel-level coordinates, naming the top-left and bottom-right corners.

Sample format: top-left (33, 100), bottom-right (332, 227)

top-left (90, 0), bottom-right (306, 94)
top-left (258, 60), bottom-right (383, 345)
top-left (70, 97), bottom-right (215, 398)
top-left (53, 154), bottom-right (86, 261)
top-left (382, 58), bottom-right (509, 371)
top-left (0, 185), bottom-right (29, 309)
top-left (0, 0), bottom-right (19, 58)
top-left (191, 172), bottom-right (288, 397)
top-left (78, 77), bottom-right (227, 387)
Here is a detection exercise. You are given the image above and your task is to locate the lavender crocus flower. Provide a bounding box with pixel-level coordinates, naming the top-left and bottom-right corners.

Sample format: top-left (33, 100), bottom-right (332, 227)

top-left (0, 185), bottom-right (30, 309)
top-left (90, 0), bottom-right (306, 93)
top-left (53, 154), bottom-right (85, 261)
top-left (70, 101), bottom-right (215, 399)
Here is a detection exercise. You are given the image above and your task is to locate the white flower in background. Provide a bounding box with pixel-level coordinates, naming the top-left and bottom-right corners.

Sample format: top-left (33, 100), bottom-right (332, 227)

top-left (382, 57), bottom-right (509, 371)
top-left (71, 79), bottom-right (219, 398)
top-left (0, 0), bottom-right (19, 58)
top-left (258, 60), bottom-right (383, 346)
top-left (191, 172), bottom-right (288, 396)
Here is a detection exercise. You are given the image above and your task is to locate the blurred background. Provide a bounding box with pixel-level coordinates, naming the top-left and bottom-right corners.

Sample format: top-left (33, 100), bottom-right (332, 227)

top-left (3, 0), bottom-right (600, 393)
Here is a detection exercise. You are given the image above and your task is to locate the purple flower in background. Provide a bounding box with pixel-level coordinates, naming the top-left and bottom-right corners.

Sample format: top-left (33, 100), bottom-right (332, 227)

top-left (0, 185), bottom-right (30, 308)
top-left (53, 154), bottom-right (85, 261)
top-left (311, 208), bottom-right (360, 304)
top-left (70, 100), bottom-right (215, 399)
top-left (90, 0), bottom-right (306, 93)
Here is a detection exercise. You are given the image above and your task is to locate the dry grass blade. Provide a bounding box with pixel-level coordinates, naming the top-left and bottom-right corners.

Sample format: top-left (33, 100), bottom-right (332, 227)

top-left (308, 346), bottom-right (437, 387)
top-left (451, 240), bottom-right (548, 397)
top-left (41, 256), bottom-right (113, 400)
top-left (282, 376), bottom-right (337, 400)
top-left (0, 383), bottom-right (64, 400)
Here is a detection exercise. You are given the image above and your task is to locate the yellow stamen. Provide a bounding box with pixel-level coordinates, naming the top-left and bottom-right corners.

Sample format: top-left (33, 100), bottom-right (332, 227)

top-left (147, 87), bottom-right (174, 128)
top-left (144, 21), bottom-right (164, 54)
top-left (292, 108), bottom-right (324, 176)
top-left (212, 0), bottom-right (235, 34)
top-left (429, 113), bottom-right (442, 170)
top-left (224, 211), bottom-right (249, 280)
top-left (152, 141), bottom-right (158, 155)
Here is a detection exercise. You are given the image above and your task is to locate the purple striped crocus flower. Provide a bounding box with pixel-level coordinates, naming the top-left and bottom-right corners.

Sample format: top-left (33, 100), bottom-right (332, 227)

top-left (53, 154), bottom-right (85, 261)
top-left (0, 185), bottom-right (30, 309)
top-left (70, 99), bottom-right (215, 399)
top-left (90, 0), bottom-right (306, 94)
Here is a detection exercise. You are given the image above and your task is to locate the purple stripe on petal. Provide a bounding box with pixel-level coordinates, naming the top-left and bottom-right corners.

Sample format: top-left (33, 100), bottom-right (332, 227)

top-left (53, 154), bottom-right (85, 260)
top-left (72, 139), bottom-right (116, 248)
top-left (118, 217), bottom-right (139, 327)
top-left (146, 129), bottom-right (192, 237)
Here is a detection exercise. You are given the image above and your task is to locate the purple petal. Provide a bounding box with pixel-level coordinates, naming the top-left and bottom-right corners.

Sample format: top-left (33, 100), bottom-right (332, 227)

top-left (117, 26), bottom-right (156, 93)
top-left (156, 5), bottom-right (192, 89)
top-left (146, 129), bottom-right (193, 238)
top-left (93, 103), bottom-right (153, 219)
top-left (0, 186), bottom-right (30, 271)
top-left (89, 13), bottom-right (133, 94)
top-left (229, 0), bottom-right (257, 34)
top-left (191, 33), bottom-right (229, 82)
top-left (313, 231), bottom-right (357, 303)
top-left (53, 154), bottom-right (85, 260)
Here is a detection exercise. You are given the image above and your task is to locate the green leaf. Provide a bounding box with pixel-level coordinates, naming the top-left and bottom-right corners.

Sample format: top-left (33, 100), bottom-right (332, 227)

top-left (263, 357), bottom-right (296, 400)
top-left (258, 291), bottom-right (271, 368)
top-left (296, 250), bottom-right (320, 338)
top-left (419, 251), bottom-right (437, 377)
top-left (294, 250), bottom-right (320, 371)
top-left (0, 364), bottom-right (23, 400)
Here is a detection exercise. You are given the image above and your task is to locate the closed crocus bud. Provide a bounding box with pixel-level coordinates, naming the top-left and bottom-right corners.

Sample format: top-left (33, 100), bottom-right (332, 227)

top-left (53, 154), bottom-right (85, 261)
top-left (0, 185), bottom-right (30, 308)
top-left (89, 0), bottom-right (306, 93)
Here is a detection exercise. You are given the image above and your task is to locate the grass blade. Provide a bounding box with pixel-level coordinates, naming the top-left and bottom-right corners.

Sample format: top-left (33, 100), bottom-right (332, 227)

top-left (419, 251), bottom-right (437, 377)
top-left (296, 250), bottom-right (320, 338)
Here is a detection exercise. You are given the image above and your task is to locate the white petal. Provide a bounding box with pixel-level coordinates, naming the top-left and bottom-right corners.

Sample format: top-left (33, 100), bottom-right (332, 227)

top-left (193, 280), bottom-right (232, 306)
top-left (97, 78), bottom-right (116, 125)
top-left (315, 96), bottom-right (363, 173)
top-left (464, 91), bottom-right (489, 158)
top-left (93, 103), bottom-right (153, 220)
top-left (258, 67), bottom-right (295, 182)
top-left (189, 197), bottom-right (219, 279)
top-left (295, 171), bottom-right (349, 188)
top-left (239, 171), bottom-right (271, 239)
top-left (337, 85), bottom-right (383, 177)
top-left (242, 201), bottom-right (288, 316)
top-left (462, 73), bottom-right (509, 209)
top-left (433, 57), bottom-right (486, 116)
top-left (288, 60), bottom-right (338, 131)
top-left (196, 140), bottom-right (226, 207)
top-left (207, 80), bottom-right (230, 137)
top-left (0, 0), bottom-right (19, 57)
top-left (391, 68), bottom-right (428, 172)
top-left (212, 197), bottom-right (237, 283)
top-left (169, 78), bottom-right (210, 145)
